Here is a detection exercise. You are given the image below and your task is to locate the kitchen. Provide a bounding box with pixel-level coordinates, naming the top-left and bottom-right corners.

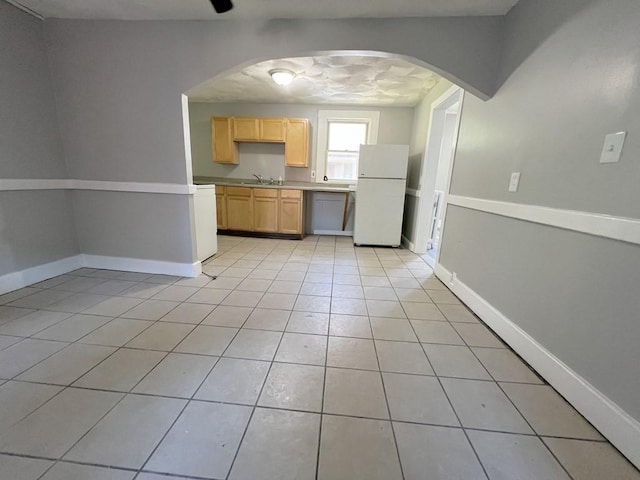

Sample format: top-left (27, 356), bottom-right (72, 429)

top-left (189, 55), bottom-right (446, 261)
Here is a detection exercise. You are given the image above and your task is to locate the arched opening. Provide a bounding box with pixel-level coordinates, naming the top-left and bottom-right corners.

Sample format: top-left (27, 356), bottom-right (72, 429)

top-left (182, 50), bottom-right (470, 266)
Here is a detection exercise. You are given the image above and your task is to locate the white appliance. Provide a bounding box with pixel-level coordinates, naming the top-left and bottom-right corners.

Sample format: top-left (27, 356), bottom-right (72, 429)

top-left (354, 144), bottom-right (409, 247)
top-left (194, 185), bottom-right (218, 261)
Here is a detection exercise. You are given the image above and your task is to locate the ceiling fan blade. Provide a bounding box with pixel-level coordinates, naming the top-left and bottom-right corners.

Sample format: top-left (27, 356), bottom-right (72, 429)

top-left (210, 0), bottom-right (233, 14)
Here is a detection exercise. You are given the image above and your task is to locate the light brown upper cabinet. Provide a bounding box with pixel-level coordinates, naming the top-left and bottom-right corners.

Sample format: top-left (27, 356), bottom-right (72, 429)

top-left (211, 117), bottom-right (239, 164)
top-left (233, 117), bottom-right (286, 143)
top-left (211, 116), bottom-right (308, 167)
top-left (259, 118), bottom-right (286, 142)
top-left (284, 118), bottom-right (309, 167)
top-left (233, 117), bottom-right (260, 141)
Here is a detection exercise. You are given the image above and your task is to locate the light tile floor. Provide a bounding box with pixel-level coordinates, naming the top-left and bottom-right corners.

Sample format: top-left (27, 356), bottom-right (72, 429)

top-left (0, 235), bottom-right (638, 480)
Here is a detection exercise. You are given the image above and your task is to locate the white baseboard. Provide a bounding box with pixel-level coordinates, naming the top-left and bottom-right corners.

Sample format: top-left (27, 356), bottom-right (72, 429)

top-left (0, 255), bottom-right (201, 295)
top-left (401, 234), bottom-right (415, 251)
top-left (312, 230), bottom-right (353, 236)
top-left (82, 255), bottom-right (201, 278)
top-left (0, 255), bottom-right (83, 295)
top-left (435, 263), bottom-right (640, 469)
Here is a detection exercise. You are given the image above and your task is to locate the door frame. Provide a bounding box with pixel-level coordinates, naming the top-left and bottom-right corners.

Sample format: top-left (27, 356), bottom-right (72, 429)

top-left (412, 85), bottom-right (464, 261)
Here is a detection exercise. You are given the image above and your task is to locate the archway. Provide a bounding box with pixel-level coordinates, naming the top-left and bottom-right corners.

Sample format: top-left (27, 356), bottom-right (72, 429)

top-left (181, 50), bottom-right (472, 265)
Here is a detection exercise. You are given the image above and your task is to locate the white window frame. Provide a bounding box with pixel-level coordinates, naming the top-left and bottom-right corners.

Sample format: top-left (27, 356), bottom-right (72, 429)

top-left (315, 110), bottom-right (380, 184)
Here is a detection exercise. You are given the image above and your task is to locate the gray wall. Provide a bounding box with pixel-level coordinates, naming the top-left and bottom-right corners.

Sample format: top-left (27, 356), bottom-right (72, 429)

top-left (72, 191), bottom-right (195, 263)
top-left (189, 102), bottom-right (414, 183)
top-left (440, 0), bottom-right (640, 426)
top-left (0, 191), bottom-right (78, 275)
top-left (0, 2), bottom-right (78, 276)
top-left (441, 206), bottom-right (640, 419)
top-left (41, 15), bottom-right (503, 265)
top-left (45, 17), bottom-right (503, 184)
top-left (0, 2), bottom-right (67, 180)
top-left (450, 0), bottom-right (640, 218)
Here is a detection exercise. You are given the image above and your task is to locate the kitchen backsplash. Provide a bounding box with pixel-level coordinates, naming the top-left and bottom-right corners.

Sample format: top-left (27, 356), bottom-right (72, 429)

top-left (195, 142), bottom-right (285, 180)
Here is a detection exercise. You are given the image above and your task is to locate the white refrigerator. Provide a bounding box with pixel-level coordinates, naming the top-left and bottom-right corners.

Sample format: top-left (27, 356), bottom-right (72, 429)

top-left (354, 144), bottom-right (409, 247)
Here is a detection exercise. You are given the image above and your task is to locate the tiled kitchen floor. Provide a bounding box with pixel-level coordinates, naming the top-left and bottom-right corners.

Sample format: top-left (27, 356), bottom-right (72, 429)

top-left (0, 235), bottom-right (638, 480)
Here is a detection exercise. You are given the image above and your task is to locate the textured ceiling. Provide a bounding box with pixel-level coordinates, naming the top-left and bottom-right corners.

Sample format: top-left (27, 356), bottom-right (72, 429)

top-left (188, 55), bottom-right (442, 106)
top-left (11, 0), bottom-right (519, 20)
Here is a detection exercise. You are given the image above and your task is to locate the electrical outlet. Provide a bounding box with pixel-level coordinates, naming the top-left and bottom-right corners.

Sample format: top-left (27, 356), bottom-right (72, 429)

top-left (509, 172), bottom-right (521, 192)
top-left (450, 272), bottom-right (457, 286)
top-left (311, 170), bottom-right (316, 179)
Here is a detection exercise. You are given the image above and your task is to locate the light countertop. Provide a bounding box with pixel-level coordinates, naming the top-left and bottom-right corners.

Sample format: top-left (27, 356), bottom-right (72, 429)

top-left (193, 176), bottom-right (356, 193)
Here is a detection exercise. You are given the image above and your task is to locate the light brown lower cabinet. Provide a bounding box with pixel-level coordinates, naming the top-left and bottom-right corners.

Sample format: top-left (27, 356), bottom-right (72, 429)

top-left (215, 186), bottom-right (227, 230)
top-left (253, 188), bottom-right (279, 233)
top-left (216, 186), bottom-right (303, 236)
top-left (225, 187), bottom-right (253, 231)
top-left (279, 190), bottom-right (303, 234)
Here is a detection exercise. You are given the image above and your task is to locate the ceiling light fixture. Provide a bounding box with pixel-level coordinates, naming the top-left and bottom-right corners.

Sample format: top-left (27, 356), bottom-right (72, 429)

top-left (209, 0), bottom-right (233, 14)
top-left (269, 69), bottom-right (296, 86)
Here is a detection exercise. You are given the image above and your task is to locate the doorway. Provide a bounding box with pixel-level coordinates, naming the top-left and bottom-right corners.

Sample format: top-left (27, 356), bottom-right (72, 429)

top-left (412, 86), bottom-right (463, 267)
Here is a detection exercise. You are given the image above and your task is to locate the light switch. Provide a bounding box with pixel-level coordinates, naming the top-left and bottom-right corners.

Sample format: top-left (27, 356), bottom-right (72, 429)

top-left (600, 131), bottom-right (626, 164)
top-left (508, 172), bottom-right (521, 192)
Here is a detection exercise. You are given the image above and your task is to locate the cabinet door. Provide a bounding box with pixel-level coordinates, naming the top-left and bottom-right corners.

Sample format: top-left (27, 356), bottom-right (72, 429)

top-left (285, 118), bottom-right (309, 167)
top-left (226, 187), bottom-right (253, 231)
top-left (254, 197), bottom-right (279, 232)
top-left (279, 191), bottom-right (303, 234)
top-left (215, 188), bottom-right (227, 230)
top-left (260, 118), bottom-right (286, 142)
top-left (233, 118), bottom-right (260, 141)
top-left (211, 117), bottom-right (238, 164)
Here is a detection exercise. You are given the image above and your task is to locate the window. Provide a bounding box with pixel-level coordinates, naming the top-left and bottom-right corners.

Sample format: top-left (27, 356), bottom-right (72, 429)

top-left (316, 110), bottom-right (380, 183)
top-left (326, 122), bottom-right (367, 181)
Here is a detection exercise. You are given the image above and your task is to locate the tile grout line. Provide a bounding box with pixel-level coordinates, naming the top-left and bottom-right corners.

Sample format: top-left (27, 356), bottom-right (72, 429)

top-left (403, 289), bottom-right (492, 480)
top-left (366, 252), bottom-right (406, 480)
top-left (3, 237), bottom-right (629, 479)
top-left (314, 251), bottom-right (335, 480)
top-left (222, 247), bottom-right (298, 480)
top-left (5, 370), bottom-right (608, 448)
top-left (452, 292), bottom-right (578, 479)
top-left (487, 363), bottom-right (577, 480)
top-left (146, 246), bottom-right (284, 478)
top-left (136, 241), bottom-right (282, 480)
top-left (411, 270), bottom-right (584, 479)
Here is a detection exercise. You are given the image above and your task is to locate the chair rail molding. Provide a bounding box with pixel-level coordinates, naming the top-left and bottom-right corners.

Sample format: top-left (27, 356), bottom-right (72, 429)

top-left (447, 195), bottom-right (640, 246)
top-left (0, 178), bottom-right (196, 195)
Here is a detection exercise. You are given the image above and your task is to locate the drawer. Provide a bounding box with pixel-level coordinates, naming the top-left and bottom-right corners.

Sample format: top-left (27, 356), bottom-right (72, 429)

top-left (226, 186), bottom-right (252, 197)
top-left (215, 185), bottom-right (225, 195)
top-left (253, 188), bottom-right (278, 198)
top-left (280, 189), bottom-right (302, 199)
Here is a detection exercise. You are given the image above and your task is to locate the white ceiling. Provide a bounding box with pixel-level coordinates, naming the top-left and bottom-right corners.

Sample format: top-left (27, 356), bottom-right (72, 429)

top-left (188, 55), bottom-right (442, 107)
top-left (12, 0), bottom-right (519, 20)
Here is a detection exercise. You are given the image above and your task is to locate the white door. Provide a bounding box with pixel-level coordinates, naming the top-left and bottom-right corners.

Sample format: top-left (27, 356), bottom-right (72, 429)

top-left (413, 86), bottom-right (463, 258)
top-left (354, 178), bottom-right (406, 246)
top-left (358, 144), bottom-right (409, 179)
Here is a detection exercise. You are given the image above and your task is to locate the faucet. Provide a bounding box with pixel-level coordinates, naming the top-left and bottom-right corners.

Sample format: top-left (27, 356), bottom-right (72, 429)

top-left (253, 174), bottom-right (264, 184)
